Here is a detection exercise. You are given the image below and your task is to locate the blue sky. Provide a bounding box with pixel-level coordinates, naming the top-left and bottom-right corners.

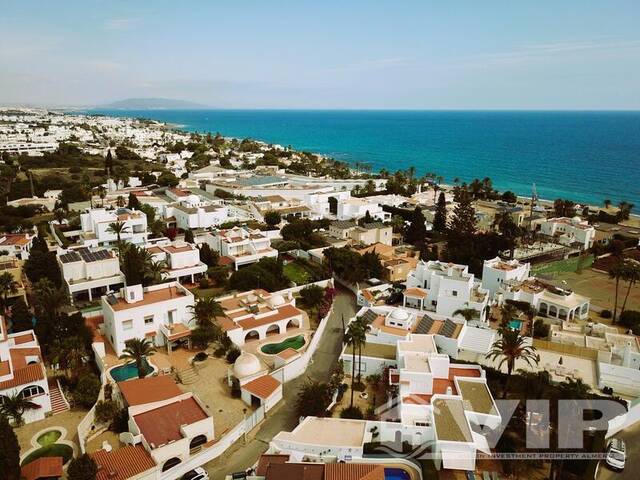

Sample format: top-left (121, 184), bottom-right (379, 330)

top-left (2, 1), bottom-right (639, 109)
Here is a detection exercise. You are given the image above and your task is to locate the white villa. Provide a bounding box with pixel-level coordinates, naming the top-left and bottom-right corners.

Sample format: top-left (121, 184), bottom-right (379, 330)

top-left (539, 216), bottom-right (596, 250)
top-left (405, 261), bottom-right (490, 322)
top-left (100, 282), bottom-right (195, 356)
top-left (164, 187), bottom-right (228, 229)
top-left (58, 247), bottom-right (125, 303)
top-left (336, 197), bottom-right (389, 221)
top-left (79, 207), bottom-right (148, 247)
top-left (208, 226), bottom-right (278, 270)
top-left (145, 241), bottom-right (207, 284)
top-left (0, 233), bottom-right (35, 260)
top-left (215, 289), bottom-right (305, 347)
top-left (481, 256), bottom-right (531, 297)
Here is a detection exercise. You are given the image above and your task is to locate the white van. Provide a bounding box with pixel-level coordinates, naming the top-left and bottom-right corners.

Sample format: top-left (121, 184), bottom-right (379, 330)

top-left (605, 438), bottom-right (626, 471)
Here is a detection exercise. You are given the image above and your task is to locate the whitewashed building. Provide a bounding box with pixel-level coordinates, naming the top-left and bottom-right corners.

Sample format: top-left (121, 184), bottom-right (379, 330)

top-left (58, 247), bottom-right (125, 303)
top-left (540, 217), bottom-right (595, 250)
top-left (79, 207), bottom-right (148, 247)
top-left (209, 226), bottom-right (278, 270)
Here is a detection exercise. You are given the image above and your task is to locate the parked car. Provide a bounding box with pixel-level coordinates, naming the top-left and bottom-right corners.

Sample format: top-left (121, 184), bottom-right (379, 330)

top-left (182, 467), bottom-right (209, 480)
top-left (605, 438), bottom-right (626, 471)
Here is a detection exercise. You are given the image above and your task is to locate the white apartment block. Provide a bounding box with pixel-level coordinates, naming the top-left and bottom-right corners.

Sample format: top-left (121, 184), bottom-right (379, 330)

top-left (101, 282), bottom-right (195, 356)
top-left (481, 256), bottom-right (531, 297)
top-left (539, 216), bottom-right (596, 250)
top-left (336, 197), bottom-right (390, 221)
top-left (209, 226), bottom-right (278, 270)
top-left (58, 247), bottom-right (125, 303)
top-left (329, 220), bottom-right (393, 246)
top-left (80, 207), bottom-right (148, 248)
top-left (405, 261), bottom-right (490, 321)
top-left (0, 321), bottom-right (55, 424)
top-left (145, 241), bottom-right (207, 283)
top-left (163, 187), bottom-right (229, 230)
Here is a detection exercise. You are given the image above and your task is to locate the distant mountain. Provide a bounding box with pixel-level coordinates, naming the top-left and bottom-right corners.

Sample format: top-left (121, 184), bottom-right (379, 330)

top-left (95, 97), bottom-right (211, 110)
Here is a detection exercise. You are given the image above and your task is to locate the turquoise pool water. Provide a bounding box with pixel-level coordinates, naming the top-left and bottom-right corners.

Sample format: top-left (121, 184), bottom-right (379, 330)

top-left (384, 468), bottom-right (411, 480)
top-left (508, 319), bottom-right (523, 330)
top-left (109, 359), bottom-right (151, 382)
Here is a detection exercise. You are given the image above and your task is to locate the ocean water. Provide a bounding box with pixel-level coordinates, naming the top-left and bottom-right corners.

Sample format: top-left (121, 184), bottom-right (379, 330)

top-left (91, 109), bottom-right (640, 209)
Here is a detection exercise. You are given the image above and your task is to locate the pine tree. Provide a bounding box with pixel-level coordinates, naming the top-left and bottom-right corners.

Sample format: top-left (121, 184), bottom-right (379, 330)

top-left (0, 416), bottom-right (21, 480)
top-left (433, 192), bottom-right (447, 233)
top-left (104, 149), bottom-right (113, 175)
top-left (184, 229), bottom-right (195, 244)
top-left (449, 192), bottom-right (476, 238)
top-left (67, 453), bottom-right (98, 480)
top-left (199, 243), bottom-right (219, 267)
top-left (9, 299), bottom-right (33, 333)
top-left (127, 192), bottom-right (140, 210)
top-left (405, 207), bottom-right (427, 245)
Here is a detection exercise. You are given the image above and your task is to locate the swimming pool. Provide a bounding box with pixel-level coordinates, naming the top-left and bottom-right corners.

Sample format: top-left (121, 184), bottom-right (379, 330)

top-left (260, 335), bottom-right (306, 355)
top-left (508, 319), bottom-right (523, 330)
top-left (109, 359), bottom-right (152, 382)
top-left (384, 467), bottom-right (411, 480)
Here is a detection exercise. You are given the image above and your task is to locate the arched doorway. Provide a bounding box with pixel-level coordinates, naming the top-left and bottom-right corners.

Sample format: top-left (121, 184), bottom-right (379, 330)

top-left (189, 434), bottom-right (207, 453)
top-left (286, 318), bottom-right (300, 331)
top-left (548, 305), bottom-right (558, 318)
top-left (266, 324), bottom-right (280, 337)
top-left (539, 303), bottom-right (548, 316)
top-left (162, 457), bottom-right (182, 472)
top-left (245, 330), bottom-right (260, 342)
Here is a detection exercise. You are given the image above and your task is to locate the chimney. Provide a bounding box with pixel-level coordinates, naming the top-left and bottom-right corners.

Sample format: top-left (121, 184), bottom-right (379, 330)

top-left (446, 386), bottom-right (453, 396)
top-left (124, 284), bottom-right (143, 304)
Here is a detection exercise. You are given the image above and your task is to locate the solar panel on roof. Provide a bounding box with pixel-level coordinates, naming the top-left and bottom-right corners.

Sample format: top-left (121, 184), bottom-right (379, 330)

top-left (359, 309), bottom-right (379, 324)
top-left (441, 319), bottom-right (457, 338)
top-left (415, 315), bottom-right (434, 334)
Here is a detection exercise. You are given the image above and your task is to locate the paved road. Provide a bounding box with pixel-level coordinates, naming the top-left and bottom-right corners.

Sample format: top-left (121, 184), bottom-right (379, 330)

top-left (204, 289), bottom-right (356, 480)
top-left (597, 421), bottom-right (640, 480)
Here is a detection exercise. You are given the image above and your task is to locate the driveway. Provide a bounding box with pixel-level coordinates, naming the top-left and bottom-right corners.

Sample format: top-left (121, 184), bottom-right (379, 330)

top-left (204, 288), bottom-right (356, 480)
top-left (597, 421), bottom-right (640, 480)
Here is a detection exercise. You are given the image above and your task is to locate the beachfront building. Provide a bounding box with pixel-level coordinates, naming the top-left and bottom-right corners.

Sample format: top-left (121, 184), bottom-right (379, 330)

top-left (79, 207), bottom-right (148, 248)
top-left (405, 260), bottom-right (490, 322)
top-left (215, 289), bottom-right (305, 347)
top-left (145, 241), bottom-right (207, 283)
top-left (100, 282), bottom-right (195, 356)
top-left (0, 320), bottom-right (60, 424)
top-left (208, 226), bottom-right (278, 270)
top-left (481, 256), bottom-right (531, 297)
top-left (0, 233), bottom-right (35, 260)
top-left (539, 216), bottom-right (596, 250)
top-left (336, 197), bottom-right (389, 221)
top-left (58, 247), bottom-right (126, 303)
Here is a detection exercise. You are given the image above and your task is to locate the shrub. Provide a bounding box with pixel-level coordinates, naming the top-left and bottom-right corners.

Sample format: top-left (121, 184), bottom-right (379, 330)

top-left (600, 310), bottom-right (612, 319)
top-left (300, 284), bottom-right (324, 309)
top-left (619, 310), bottom-right (640, 328)
top-left (67, 454), bottom-right (98, 480)
top-left (95, 400), bottom-right (120, 425)
top-left (112, 408), bottom-right (129, 433)
top-left (213, 346), bottom-right (227, 358)
top-left (340, 405), bottom-right (364, 419)
top-left (198, 277), bottom-right (211, 289)
top-left (73, 374), bottom-right (101, 409)
top-left (533, 319), bottom-right (550, 339)
top-left (226, 346), bottom-right (241, 363)
top-left (194, 351), bottom-right (208, 362)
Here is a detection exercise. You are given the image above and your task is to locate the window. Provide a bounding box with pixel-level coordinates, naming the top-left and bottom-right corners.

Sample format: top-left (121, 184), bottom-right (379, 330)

top-left (123, 320), bottom-right (133, 331)
top-left (20, 385), bottom-right (45, 399)
top-left (144, 315), bottom-right (154, 325)
top-left (452, 291), bottom-right (458, 297)
top-left (168, 310), bottom-right (176, 324)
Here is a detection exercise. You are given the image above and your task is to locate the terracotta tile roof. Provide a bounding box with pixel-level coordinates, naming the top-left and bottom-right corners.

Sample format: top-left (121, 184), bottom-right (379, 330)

top-left (164, 322), bottom-right (192, 340)
top-left (0, 360), bottom-right (9, 375)
top-left (265, 463), bottom-right (324, 480)
top-left (236, 304), bottom-right (302, 331)
top-left (324, 463), bottom-right (385, 480)
top-left (242, 374), bottom-right (281, 399)
top-left (0, 234), bottom-right (31, 246)
top-left (0, 362), bottom-right (44, 389)
top-left (256, 454), bottom-right (290, 476)
top-left (218, 255), bottom-right (235, 266)
top-left (118, 376), bottom-right (182, 406)
top-left (403, 393), bottom-right (432, 405)
top-left (146, 246), bottom-right (163, 254)
top-left (9, 347), bottom-right (41, 369)
top-left (133, 396), bottom-right (209, 448)
top-left (20, 456), bottom-right (63, 480)
top-left (12, 332), bottom-right (35, 345)
top-left (110, 286), bottom-right (189, 311)
top-left (277, 347), bottom-right (300, 360)
top-left (404, 287), bottom-right (427, 298)
top-left (448, 367), bottom-right (481, 380)
top-left (163, 244), bottom-right (194, 254)
top-left (92, 445), bottom-right (156, 480)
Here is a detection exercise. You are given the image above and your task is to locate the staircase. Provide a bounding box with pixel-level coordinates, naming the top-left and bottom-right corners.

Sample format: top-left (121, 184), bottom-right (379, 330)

top-left (177, 366), bottom-right (199, 385)
top-left (48, 379), bottom-right (70, 415)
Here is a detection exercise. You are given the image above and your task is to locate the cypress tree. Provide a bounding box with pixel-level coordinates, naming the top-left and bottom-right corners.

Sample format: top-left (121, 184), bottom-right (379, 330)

top-left (105, 149), bottom-right (113, 175)
top-left (449, 192), bottom-right (476, 238)
top-left (433, 192), bottom-right (447, 234)
top-left (405, 207), bottom-right (427, 245)
top-left (9, 299), bottom-right (33, 333)
top-left (0, 416), bottom-right (20, 480)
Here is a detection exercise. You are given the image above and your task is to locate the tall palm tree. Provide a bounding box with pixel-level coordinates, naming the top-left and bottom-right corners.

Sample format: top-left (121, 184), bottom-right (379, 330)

top-left (0, 272), bottom-right (18, 310)
top-left (50, 336), bottom-right (87, 381)
top-left (344, 321), bottom-right (365, 409)
top-left (620, 260), bottom-right (640, 316)
top-left (53, 208), bottom-right (66, 225)
top-left (500, 302), bottom-right (518, 327)
top-left (609, 262), bottom-right (626, 323)
top-left (352, 317), bottom-right (368, 383)
top-left (0, 392), bottom-right (40, 426)
top-left (603, 199), bottom-right (612, 209)
top-left (119, 338), bottom-right (156, 379)
top-left (97, 186), bottom-right (107, 207)
top-left (144, 259), bottom-right (167, 285)
top-left (33, 279), bottom-right (69, 323)
top-left (190, 297), bottom-right (224, 327)
top-left (452, 308), bottom-right (479, 322)
top-left (107, 220), bottom-right (130, 244)
top-left (486, 328), bottom-right (539, 398)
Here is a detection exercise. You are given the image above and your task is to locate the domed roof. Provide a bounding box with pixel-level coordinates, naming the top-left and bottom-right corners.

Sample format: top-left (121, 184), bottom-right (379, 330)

top-left (571, 216), bottom-right (582, 224)
top-left (391, 309), bottom-right (409, 321)
top-left (233, 352), bottom-right (262, 378)
top-left (268, 294), bottom-right (286, 307)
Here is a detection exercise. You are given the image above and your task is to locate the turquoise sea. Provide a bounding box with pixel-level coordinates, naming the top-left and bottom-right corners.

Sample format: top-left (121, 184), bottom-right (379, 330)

top-left (91, 110), bottom-right (640, 210)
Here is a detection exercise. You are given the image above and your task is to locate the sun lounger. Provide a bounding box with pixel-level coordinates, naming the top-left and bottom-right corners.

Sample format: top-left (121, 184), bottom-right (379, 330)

top-left (483, 472), bottom-right (491, 480)
top-left (465, 472), bottom-right (476, 480)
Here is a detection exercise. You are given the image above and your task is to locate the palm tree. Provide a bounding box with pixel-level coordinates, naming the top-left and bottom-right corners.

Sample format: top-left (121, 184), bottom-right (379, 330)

top-left (33, 279), bottom-right (69, 323)
top-left (603, 199), bottom-right (612, 209)
top-left (144, 259), bottom-right (167, 285)
top-left (107, 220), bottom-right (130, 244)
top-left (190, 297), bottom-right (224, 327)
top-left (344, 321), bottom-right (365, 408)
top-left (352, 317), bottom-right (368, 383)
top-left (0, 272), bottom-right (17, 310)
top-left (53, 208), bottom-right (66, 225)
top-left (0, 392), bottom-right (40, 426)
top-left (119, 338), bottom-right (156, 379)
top-left (50, 336), bottom-right (87, 381)
top-left (486, 329), bottom-right (539, 398)
top-left (620, 260), bottom-right (640, 316)
top-left (452, 308), bottom-right (479, 322)
top-left (97, 186), bottom-right (107, 207)
top-left (609, 262), bottom-right (626, 323)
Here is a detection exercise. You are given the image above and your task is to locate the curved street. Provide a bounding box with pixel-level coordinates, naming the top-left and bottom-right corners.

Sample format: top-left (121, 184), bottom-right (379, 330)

top-left (204, 288), bottom-right (356, 480)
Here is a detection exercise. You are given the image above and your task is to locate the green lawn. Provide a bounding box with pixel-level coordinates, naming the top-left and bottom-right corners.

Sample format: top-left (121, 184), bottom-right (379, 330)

top-left (531, 254), bottom-right (594, 278)
top-left (261, 335), bottom-right (306, 354)
top-left (283, 262), bottom-right (312, 285)
top-left (21, 443), bottom-right (73, 466)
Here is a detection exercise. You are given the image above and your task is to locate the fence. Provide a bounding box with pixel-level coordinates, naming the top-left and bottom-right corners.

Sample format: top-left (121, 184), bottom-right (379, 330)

top-left (532, 338), bottom-right (600, 360)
